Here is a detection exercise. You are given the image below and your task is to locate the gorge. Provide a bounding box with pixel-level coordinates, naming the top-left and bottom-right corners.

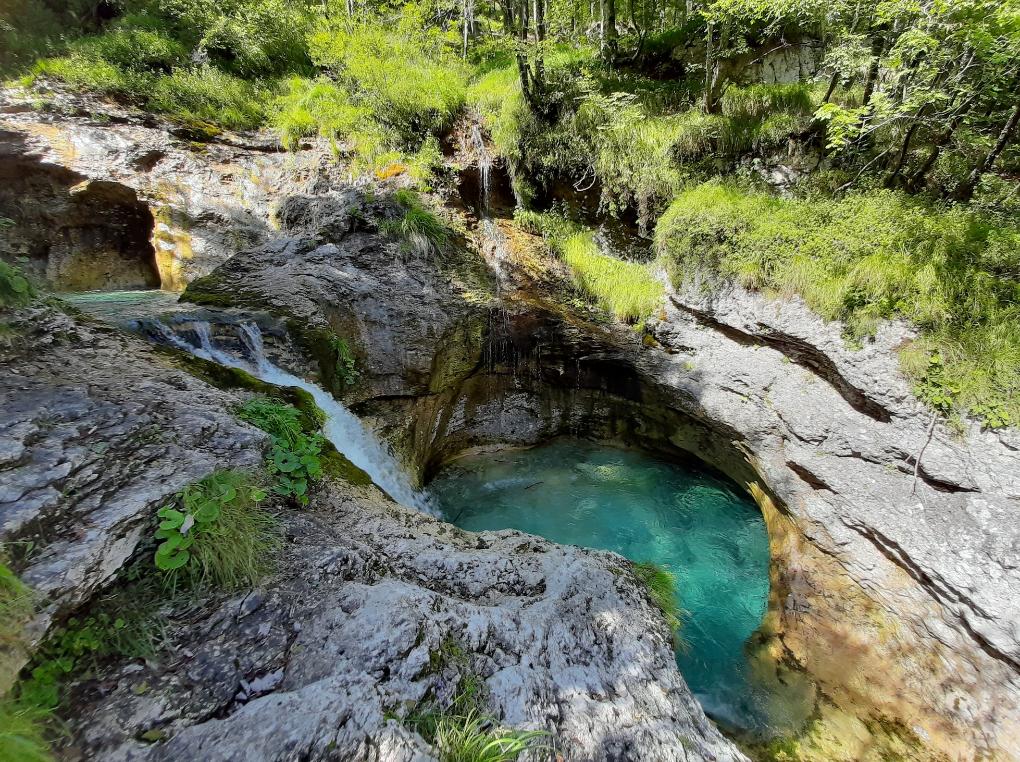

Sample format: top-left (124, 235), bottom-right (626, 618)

top-left (2, 3), bottom-right (1019, 761)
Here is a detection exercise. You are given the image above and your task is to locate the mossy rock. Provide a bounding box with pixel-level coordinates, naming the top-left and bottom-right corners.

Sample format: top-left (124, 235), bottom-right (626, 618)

top-left (320, 448), bottom-right (372, 487)
top-left (169, 351), bottom-right (323, 434)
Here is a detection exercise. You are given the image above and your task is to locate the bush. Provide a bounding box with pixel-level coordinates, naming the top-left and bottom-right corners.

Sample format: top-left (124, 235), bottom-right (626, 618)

top-left (236, 396), bottom-right (324, 504)
top-left (655, 183), bottom-right (1020, 426)
top-left (154, 470), bottom-right (279, 588)
top-left (631, 561), bottom-right (682, 634)
top-left (420, 708), bottom-right (547, 762)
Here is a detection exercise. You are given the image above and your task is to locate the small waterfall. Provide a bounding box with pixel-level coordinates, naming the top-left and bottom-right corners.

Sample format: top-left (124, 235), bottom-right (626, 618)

top-left (471, 121), bottom-right (492, 213)
top-left (167, 319), bottom-right (436, 514)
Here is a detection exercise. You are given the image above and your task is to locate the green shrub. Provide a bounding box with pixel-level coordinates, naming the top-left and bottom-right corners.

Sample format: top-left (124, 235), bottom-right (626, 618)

top-left (0, 261), bottom-right (34, 309)
top-left (631, 561), bottom-right (682, 634)
top-left (559, 231), bottom-right (663, 323)
top-left (655, 183), bottom-right (1020, 426)
top-left (720, 83), bottom-right (815, 120)
top-left (69, 28), bottom-right (187, 73)
top-left (0, 698), bottom-right (51, 762)
top-left (236, 397), bottom-right (324, 504)
top-left (273, 76), bottom-right (370, 152)
top-left (154, 470), bottom-right (279, 588)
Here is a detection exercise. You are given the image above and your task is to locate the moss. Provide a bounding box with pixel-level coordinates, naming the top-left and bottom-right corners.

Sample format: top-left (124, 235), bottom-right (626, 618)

top-left (170, 351), bottom-right (323, 432)
top-left (320, 448), bottom-right (372, 486)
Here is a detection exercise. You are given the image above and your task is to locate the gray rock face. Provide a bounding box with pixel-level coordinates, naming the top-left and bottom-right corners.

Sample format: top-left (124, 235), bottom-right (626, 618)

top-left (642, 284), bottom-right (1020, 759)
top-left (0, 306), bottom-right (267, 655)
top-left (1, 85), bottom-right (339, 290)
top-left (69, 484), bottom-right (743, 762)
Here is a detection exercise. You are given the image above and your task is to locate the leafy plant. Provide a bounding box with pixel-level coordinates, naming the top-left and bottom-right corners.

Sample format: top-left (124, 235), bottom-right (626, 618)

top-left (329, 337), bottom-right (359, 390)
top-left (236, 396), bottom-right (325, 504)
top-left (631, 561), bottom-right (683, 634)
top-left (153, 470), bottom-right (278, 587)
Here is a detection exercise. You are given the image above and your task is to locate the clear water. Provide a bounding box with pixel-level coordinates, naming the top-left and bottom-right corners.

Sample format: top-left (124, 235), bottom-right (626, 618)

top-left (432, 439), bottom-right (802, 736)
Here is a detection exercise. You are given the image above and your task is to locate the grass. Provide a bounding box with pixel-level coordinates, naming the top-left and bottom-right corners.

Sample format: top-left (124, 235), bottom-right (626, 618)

top-left (0, 560), bottom-right (32, 651)
top-left (631, 561), bottom-right (683, 634)
top-left (559, 232), bottom-right (664, 323)
top-left (655, 183), bottom-right (1020, 427)
top-left (154, 470), bottom-right (280, 589)
top-left (0, 698), bottom-right (52, 762)
top-left (422, 708), bottom-right (547, 762)
top-left (408, 684), bottom-right (547, 762)
top-left (383, 190), bottom-right (450, 253)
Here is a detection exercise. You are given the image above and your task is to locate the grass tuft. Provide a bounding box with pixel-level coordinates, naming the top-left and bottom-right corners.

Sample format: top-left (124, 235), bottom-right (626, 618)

top-left (154, 470), bottom-right (280, 589)
top-left (0, 698), bottom-right (52, 762)
top-left (631, 561), bottom-right (683, 634)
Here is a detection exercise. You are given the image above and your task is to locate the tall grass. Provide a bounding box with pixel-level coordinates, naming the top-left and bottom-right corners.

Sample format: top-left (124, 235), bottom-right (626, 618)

top-left (656, 183), bottom-right (1020, 426)
top-left (560, 232), bottom-right (664, 322)
top-left (0, 698), bottom-right (52, 762)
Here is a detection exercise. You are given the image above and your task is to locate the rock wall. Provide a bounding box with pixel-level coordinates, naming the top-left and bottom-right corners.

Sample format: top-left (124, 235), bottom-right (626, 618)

top-left (1, 85), bottom-right (340, 291)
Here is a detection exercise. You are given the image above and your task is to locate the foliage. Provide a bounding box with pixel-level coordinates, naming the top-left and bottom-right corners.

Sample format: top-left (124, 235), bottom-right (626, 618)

top-left (236, 397), bottom-right (324, 504)
top-left (0, 261), bottom-right (34, 309)
top-left (418, 708), bottom-right (547, 762)
top-left (148, 66), bottom-right (271, 130)
top-left (631, 561), bottom-right (682, 634)
top-left (0, 698), bottom-right (52, 762)
top-left (407, 681), bottom-right (548, 762)
top-left (329, 337), bottom-right (360, 390)
top-left (153, 470), bottom-right (278, 587)
top-left (656, 183), bottom-right (1020, 426)
top-left (383, 190), bottom-right (450, 253)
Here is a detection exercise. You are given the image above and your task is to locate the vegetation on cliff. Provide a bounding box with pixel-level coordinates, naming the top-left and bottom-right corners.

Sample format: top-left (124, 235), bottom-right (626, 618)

top-left (3, 0), bottom-right (1018, 427)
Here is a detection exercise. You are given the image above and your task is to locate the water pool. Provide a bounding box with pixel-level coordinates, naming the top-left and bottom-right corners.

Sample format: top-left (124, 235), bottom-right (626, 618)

top-left (431, 438), bottom-right (809, 737)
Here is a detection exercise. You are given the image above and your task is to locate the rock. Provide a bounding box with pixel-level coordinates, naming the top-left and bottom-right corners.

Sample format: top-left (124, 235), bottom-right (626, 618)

top-left (0, 305), bottom-right (266, 668)
top-left (0, 86), bottom-right (342, 291)
top-left (66, 485), bottom-right (744, 762)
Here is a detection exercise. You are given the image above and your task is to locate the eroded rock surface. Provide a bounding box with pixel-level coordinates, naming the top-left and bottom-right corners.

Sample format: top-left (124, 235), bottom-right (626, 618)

top-left (1, 85), bottom-right (339, 290)
top-left (0, 306), bottom-right (266, 661)
top-left (67, 481), bottom-right (742, 762)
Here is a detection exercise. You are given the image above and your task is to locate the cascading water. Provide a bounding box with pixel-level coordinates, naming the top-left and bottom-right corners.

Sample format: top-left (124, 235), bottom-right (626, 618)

top-left (63, 289), bottom-right (436, 515)
top-left (209, 320), bottom-right (436, 514)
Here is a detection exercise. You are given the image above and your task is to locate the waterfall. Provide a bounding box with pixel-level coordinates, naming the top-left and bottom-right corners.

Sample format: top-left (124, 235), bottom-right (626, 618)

top-left (471, 121), bottom-right (492, 213)
top-left (166, 319), bottom-right (436, 514)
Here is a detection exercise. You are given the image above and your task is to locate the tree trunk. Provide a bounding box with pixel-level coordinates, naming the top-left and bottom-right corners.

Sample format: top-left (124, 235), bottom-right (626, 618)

top-left (704, 21), bottom-right (717, 113)
top-left (601, 0), bottom-right (618, 61)
top-left (955, 102), bottom-right (1020, 201)
top-left (861, 35), bottom-right (884, 107)
top-left (822, 71), bottom-right (840, 103)
top-left (906, 94), bottom-right (976, 192)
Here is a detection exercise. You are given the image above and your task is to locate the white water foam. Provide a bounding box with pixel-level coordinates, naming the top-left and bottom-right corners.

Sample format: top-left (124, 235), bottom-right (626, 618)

top-left (169, 319), bottom-right (436, 514)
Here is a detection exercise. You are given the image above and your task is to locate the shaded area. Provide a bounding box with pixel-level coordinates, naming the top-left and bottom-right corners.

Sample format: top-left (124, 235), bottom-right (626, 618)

top-left (0, 129), bottom-right (160, 291)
